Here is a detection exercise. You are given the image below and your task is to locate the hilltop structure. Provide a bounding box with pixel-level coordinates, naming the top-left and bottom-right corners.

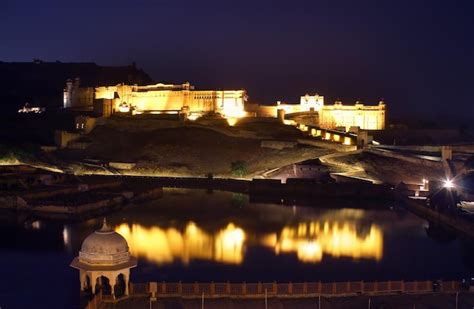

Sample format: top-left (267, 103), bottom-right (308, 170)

top-left (247, 95), bottom-right (386, 130)
top-left (64, 80), bottom-right (385, 131)
top-left (64, 80), bottom-right (246, 119)
top-left (319, 100), bottom-right (386, 131)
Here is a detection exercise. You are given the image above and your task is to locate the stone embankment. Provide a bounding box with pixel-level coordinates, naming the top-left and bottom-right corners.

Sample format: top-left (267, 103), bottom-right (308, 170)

top-left (397, 194), bottom-right (474, 239)
top-left (0, 176), bottom-right (163, 219)
top-left (86, 280), bottom-right (472, 309)
top-left (90, 175), bottom-right (394, 204)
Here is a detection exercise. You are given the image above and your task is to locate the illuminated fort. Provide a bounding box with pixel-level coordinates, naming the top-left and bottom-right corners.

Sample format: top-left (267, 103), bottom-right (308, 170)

top-left (246, 95), bottom-right (386, 131)
top-left (64, 80), bottom-right (246, 119)
top-left (64, 80), bottom-right (385, 131)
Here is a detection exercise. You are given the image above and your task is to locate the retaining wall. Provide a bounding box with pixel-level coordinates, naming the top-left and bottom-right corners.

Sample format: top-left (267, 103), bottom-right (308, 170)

top-left (128, 280), bottom-right (461, 298)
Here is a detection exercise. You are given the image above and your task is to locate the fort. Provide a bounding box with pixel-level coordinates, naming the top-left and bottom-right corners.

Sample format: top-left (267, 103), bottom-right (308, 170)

top-left (64, 79), bottom-right (385, 131)
top-left (64, 80), bottom-right (247, 119)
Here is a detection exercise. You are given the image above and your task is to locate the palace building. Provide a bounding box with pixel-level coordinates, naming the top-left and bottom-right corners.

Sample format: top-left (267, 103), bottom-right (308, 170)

top-left (64, 79), bottom-right (385, 131)
top-left (246, 95), bottom-right (386, 131)
top-left (64, 80), bottom-right (247, 118)
top-left (319, 100), bottom-right (386, 131)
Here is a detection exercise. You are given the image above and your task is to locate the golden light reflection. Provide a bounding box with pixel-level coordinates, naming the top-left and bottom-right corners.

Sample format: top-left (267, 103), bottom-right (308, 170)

top-left (115, 222), bottom-right (246, 265)
top-left (267, 222), bottom-right (383, 262)
top-left (114, 220), bottom-right (383, 266)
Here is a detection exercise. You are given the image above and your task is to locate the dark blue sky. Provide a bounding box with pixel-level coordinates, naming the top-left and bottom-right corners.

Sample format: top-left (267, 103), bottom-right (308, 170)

top-left (1, 0), bottom-right (473, 122)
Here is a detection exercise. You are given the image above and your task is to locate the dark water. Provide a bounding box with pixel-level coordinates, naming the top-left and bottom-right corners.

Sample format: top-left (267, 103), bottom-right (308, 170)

top-left (1, 188), bottom-right (473, 308)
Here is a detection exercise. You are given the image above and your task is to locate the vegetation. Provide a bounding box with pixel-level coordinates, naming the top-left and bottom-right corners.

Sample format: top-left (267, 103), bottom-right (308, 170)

top-left (231, 160), bottom-right (248, 177)
top-left (0, 144), bottom-right (38, 164)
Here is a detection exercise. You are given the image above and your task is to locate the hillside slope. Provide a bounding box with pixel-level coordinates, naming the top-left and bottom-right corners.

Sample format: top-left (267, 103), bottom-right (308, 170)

top-left (69, 125), bottom-right (330, 178)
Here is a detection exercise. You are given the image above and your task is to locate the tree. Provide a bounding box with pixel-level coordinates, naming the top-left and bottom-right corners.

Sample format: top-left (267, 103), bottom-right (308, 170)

top-left (231, 161), bottom-right (247, 177)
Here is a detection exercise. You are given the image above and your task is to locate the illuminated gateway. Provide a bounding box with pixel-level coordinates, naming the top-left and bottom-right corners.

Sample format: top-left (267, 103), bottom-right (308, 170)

top-left (64, 79), bottom-right (385, 130)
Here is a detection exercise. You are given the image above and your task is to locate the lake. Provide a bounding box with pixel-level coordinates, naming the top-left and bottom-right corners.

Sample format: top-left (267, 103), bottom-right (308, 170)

top-left (1, 188), bottom-right (472, 308)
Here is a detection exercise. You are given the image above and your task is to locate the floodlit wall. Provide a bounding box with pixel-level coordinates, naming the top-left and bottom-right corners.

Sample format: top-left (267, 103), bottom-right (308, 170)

top-left (300, 94), bottom-right (324, 112)
top-left (92, 83), bottom-right (246, 117)
top-left (320, 101), bottom-right (385, 131)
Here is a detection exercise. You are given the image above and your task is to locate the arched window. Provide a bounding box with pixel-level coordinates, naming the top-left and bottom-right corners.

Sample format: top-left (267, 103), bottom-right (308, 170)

top-left (95, 276), bottom-right (112, 295)
top-left (114, 274), bottom-right (127, 297)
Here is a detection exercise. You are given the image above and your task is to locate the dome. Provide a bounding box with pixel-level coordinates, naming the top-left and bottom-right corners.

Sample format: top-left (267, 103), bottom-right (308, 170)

top-left (78, 219), bottom-right (131, 266)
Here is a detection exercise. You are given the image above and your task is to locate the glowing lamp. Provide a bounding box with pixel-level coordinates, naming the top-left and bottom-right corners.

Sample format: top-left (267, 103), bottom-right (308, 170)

top-left (227, 118), bottom-right (238, 126)
top-left (118, 103), bottom-right (130, 113)
top-left (443, 179), bottom-right (454, 189)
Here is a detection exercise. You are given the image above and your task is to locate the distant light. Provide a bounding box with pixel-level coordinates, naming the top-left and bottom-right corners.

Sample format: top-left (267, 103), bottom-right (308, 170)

top-left (118, 103), bottom-right (130, 113)
top-left (31, 220), bottom-right (41, 230)
top-left (63, 226), bottom-right (70, 246)
top-left (187, 113), bottom-right (201, 121)
top-left (444, 179), bottom-right (454, 189)
top-left (227, 118), bottom-right (238, 126)
top-left (18, 104), bottom-right (45, 114)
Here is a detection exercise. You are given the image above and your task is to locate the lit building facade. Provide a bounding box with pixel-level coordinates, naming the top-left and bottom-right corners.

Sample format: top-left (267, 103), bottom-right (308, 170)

top-left (246, 94), bottom-right (324, 117)
top-left (64, 79), bottom-right (385, 131)
top-left (320, 100), bottom-right (386, 131)
top-left (247, 96), bottom-right (385, 131)
top-left (64, 81), bottom-right (247, 118)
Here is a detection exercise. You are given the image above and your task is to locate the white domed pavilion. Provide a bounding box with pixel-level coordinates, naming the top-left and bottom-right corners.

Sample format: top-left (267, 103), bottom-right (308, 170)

top-left (70, 219), bottom-right (137, 297)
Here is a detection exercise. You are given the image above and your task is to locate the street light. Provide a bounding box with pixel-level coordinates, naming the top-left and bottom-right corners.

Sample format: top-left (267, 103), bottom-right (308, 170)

top-left (444, 179), bottom-right (454, 189)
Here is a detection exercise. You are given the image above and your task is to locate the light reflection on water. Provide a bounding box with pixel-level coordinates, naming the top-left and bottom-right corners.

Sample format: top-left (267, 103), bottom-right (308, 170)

top-left (115, 222), bottom-right (246, 265)
top-left (264, 222), bottom-right (383, 262)
top-left (114, 220), bottom-right (383, 265)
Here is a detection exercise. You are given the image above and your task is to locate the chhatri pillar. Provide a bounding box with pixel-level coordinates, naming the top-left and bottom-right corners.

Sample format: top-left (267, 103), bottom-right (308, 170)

top-left (70, 219), bottom-right (137, 298)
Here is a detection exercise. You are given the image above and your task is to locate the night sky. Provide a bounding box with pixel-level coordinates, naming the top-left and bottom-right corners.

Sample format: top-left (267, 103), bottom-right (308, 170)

top-left (1, 0), bottom-right (473, 123)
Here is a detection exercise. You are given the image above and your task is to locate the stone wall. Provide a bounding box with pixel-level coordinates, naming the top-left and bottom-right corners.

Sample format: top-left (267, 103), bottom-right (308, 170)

top-left (54, 130), bottom-right (81, 148)
top-left (92, 83), bottom-right (246, 117)
top-left (320, 101), bottom-right (385, 131)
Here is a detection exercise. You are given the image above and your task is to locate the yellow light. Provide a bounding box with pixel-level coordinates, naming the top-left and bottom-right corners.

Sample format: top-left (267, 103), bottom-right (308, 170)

top-left (227, 118), bottom-right (238, 126)
top-left (187, 113), bottom-right (201, 121)
top-left (114, 222), bottom-right (246, 265)
top-left (221, 103), bottom-right (246, 119)
top-left (298, 124), bottom-right (308, 132)
top-left (114, 219), bottom-right (383, 266)
top-left (325, 132), bottom-right (331, 140)
top-left (118, 103), bottom-right (130, 113)
top-left (333, 134), bottom-right (341, 142)
top-left (214, 223), bottom-right (246, 264)
top-left (297, 242), bottom-right (323, 262)
top-left (343, 137), bottom-right (352, 145)
top-left (266, 221), bottom-right (383, 263)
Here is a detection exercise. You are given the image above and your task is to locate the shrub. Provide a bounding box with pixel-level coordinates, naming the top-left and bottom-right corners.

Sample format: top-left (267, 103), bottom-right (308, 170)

top-left (231, 160), bottom-right (247, 177)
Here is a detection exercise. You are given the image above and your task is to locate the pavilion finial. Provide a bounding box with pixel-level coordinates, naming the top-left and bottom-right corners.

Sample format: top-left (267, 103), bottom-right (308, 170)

top-left (99, 218), bottom-right (111, 232)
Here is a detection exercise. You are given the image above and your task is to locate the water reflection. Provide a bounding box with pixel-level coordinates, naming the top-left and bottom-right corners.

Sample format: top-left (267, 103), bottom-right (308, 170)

top-left (115, 222), bottom-right (246, 265)
top-left (263, 222), bottom-right (383, 262)
top-left (114, 220), bottom-right (383, 265)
